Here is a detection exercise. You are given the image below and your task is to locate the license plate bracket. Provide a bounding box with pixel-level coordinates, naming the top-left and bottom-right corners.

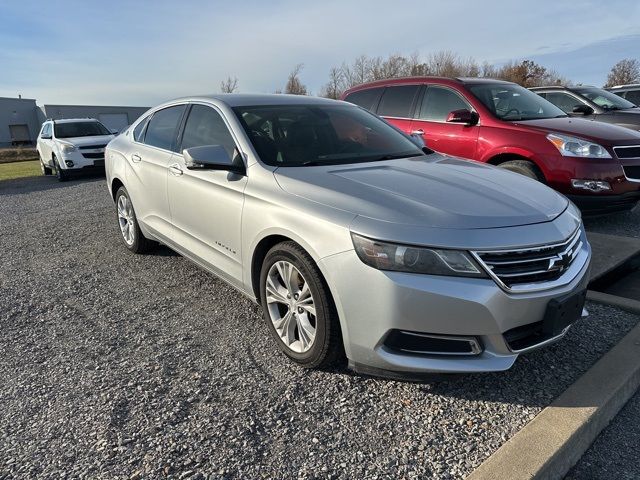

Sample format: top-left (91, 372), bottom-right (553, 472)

top-left (542, 290), bottom-right (586, 337)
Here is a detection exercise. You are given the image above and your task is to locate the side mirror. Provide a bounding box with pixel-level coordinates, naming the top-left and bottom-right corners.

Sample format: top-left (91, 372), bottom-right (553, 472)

top-left (446, 109), bottom-right (479, 125)
top-left (183, 145), bottom-right (245, 175)
top-left (572, 104), bottom-right (594, 115)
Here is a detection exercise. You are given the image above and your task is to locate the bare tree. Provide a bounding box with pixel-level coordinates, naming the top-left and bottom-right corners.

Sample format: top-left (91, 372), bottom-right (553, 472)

top-left (284, 64), bottom-right (308, 95)
top-left (319, 67), bottom-right (345, 99)
top-left (220, 76), bottom-right (239, 93)
top-left (605, 59), bottom-right (640, 87)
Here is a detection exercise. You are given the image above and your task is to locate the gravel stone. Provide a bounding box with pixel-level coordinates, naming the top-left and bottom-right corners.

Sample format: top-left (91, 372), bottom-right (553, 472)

top-left (0, 175), bottom-right (638, 479)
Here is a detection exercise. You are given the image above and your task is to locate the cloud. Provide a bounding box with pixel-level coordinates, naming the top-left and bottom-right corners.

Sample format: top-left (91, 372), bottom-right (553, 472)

top-left (0, 0), bottom-right (639, 104)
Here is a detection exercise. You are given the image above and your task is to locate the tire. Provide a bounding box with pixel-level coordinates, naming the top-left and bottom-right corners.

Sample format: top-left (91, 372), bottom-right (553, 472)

top-left (498, 160), bottom-right (543, 181)
top-left (260, 241), bottom-right (344, 369)
top-left (114, 186), bottom-right (154, 254)
top-left (40, 155), bottom-right (52, 176)
top-left (53, 156), bottom-right (67, 182)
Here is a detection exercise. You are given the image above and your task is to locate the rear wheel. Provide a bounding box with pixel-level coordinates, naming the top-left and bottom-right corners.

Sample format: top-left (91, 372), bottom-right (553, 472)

top-left (40, 154), bottom-right (52, 176)
top-left (115, 186), bottom-right (154, 254)
top-left (260, 241), bottom-right (344, 369)
top-left (498, 160), bottom-right (543, 181)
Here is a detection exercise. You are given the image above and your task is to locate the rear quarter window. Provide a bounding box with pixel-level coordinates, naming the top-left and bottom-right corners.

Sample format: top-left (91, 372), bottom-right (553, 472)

top-left (343, 87), bottom-right (384, 111)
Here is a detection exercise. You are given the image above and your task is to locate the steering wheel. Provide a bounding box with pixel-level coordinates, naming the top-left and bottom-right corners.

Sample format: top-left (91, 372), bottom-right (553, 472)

top-left (502, 108), bottom-right (521, 118)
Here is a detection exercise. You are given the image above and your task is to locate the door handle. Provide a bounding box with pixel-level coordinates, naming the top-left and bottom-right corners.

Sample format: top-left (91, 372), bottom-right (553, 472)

top-left (168, 163), bottom-right (183, 176)
top-left (131, 153), bottom-right (142, 163)
top-left (411, 129), bottom-right (425, 135)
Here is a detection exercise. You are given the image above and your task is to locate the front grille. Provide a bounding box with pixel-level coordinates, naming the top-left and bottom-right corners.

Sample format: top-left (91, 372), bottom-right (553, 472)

top-left (78, 144), bottom-right (107, 150)
top-left (82, 152), bottom-right (105, 159)
top-left (473, 228), bottom-right (583, 290)
top-left (503, 321), bottom-right (546, 351)
top-left (624, 166), bottom-right (640, 180)
top-left (614, 145), bottom-right (640, 159)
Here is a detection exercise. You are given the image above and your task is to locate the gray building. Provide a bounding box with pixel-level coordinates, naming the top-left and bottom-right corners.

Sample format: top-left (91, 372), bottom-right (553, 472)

top-left (0, 97), bottom-right (149, 147)
top-left (43, 104), bottom-right (149, 134)
top-left (0, 96), bottom-right (43, 147)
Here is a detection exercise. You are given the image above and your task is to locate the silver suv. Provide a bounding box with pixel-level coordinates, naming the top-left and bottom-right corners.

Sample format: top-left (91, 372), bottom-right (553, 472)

top-left (105, 94), bottom-right (591, 378)
top-left (37, 118), bottom-right (115, 181)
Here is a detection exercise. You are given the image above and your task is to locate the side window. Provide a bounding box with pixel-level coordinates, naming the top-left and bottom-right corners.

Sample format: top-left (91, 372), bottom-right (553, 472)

top-left (377, 85), bottom-right (420, 118)
top-left (625, 90), bottom-right (640, 106)
top-left (180, 105), bottom-right (237, 157)
top-left (419, 86), bottom-right (471, 121)
top-left (544, 92), bottom-right (584, 113)
top-left (143, 105), bottom-right (186, 151)
top-left (343, 88), bottom-right (384, 111)
top-left (133, 116), bottom-right (150, 142)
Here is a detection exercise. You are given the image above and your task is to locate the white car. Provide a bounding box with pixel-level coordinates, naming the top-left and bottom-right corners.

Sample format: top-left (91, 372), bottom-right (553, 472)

top-left (37, 118), bottom-right (116, 181)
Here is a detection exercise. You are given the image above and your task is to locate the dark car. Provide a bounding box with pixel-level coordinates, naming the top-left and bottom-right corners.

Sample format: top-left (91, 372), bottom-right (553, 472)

top-left (342, 77), bottom-right (640, 213)
top-left (531, 85), bottom-right (640, 132)
top-left (608, 84), bottom-right (640, 106)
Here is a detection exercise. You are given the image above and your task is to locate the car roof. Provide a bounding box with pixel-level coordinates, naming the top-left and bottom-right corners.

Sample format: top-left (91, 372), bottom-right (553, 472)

top-left (169, 93), bottom-right (341, 108)
top-left (341, 76), bottom-right (513, 95)
top-left (529, 85), bottom-right (600, 91)
top-left (608, 84), bottom-right (640, 90)
top-left (49, 118), bottom-right (101, 123)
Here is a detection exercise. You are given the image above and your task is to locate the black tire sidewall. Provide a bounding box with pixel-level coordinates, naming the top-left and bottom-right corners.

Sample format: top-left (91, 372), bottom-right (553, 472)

top-left (259, 245), bottom-right (331, 366)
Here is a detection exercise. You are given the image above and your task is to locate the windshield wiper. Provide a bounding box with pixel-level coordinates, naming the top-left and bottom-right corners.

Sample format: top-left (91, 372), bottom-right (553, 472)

top-left (370, 152), bottom-right (424, 161)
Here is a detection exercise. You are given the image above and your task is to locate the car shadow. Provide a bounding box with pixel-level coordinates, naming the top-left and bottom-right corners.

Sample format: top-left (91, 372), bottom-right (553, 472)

top-left (0, 173), bottom-right (105, 196)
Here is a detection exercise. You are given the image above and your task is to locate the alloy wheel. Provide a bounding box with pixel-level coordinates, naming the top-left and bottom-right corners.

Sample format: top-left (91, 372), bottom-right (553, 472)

top-left (117, 194), bottom-right (136, 246)
top-left (265, 261), bottom-right (317, 353)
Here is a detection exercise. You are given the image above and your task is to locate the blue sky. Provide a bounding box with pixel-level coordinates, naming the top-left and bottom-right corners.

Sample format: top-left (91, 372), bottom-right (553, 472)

top-left (1, 0), bottom-right (639, 106)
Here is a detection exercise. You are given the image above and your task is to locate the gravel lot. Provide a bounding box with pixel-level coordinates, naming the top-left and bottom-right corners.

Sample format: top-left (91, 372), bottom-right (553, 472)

top-left (0, 175), bottom-right (638, 479)
top-left (566, 390), bottom-right (640, 480)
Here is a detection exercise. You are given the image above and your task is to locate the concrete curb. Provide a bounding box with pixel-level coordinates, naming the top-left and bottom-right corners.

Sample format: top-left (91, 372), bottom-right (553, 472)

top-left (587, 290), bottom-right (640, 315)
top-left (467, 314), bottom-right (640, 480)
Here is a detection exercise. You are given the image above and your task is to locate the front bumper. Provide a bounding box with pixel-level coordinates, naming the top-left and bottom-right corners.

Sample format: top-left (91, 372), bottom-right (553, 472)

top-left (321, 237), bottom-right (591, 375)
top-left (567, 191), bottom-right (640, 214)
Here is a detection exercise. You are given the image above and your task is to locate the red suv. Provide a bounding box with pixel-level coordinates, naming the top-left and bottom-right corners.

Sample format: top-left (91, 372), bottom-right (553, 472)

top-left (341, 77), bottom-right (640, 213)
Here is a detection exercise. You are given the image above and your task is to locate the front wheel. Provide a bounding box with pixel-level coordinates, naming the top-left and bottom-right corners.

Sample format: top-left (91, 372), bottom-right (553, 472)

top-left (53, 156), bottom-right (67, 182)
top-left (498, 160), bottom-right (543, 181)
top-left (114, 186), bottom-right (154, 254)
top-left (260, 241), bottom-right (344, 369)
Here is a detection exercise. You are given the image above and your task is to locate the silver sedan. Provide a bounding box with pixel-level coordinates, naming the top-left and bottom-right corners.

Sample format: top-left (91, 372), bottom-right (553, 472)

top-left (105, 94), bottom-right (591, 378)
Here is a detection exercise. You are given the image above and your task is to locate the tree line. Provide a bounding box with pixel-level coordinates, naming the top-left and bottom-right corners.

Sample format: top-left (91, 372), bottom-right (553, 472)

top-left (219, 51), bottom-right (640, 97)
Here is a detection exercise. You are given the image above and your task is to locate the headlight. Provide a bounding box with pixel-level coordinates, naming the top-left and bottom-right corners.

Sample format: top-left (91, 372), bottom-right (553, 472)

top-left (60, 143), bottom-right (77, 153)
top-left (547, 133), bottom-right (611, 158)
top-left (351, 233), bottom-right (487, 277)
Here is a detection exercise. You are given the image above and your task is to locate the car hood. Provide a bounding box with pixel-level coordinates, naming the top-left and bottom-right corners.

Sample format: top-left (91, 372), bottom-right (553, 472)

top-left (515, 117), bottom-right (640, 144)
top-left (58, 134), bottom-right (115, 146)
top-left (274, 155), bottom-right (568, 230)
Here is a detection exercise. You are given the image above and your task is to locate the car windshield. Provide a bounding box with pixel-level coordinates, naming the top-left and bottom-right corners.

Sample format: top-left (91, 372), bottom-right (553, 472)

top-left (469, 83), bottom-right (567, 121)
top-left (574, 87), bottom-right (637, 110)
top-left (54, 121), bottom-right (111, 138)
top-left (232, 104), bottom-right (424, 167)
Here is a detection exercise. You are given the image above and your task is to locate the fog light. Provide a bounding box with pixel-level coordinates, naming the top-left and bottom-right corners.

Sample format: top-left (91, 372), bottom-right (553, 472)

top-left (571, 179), bottom-right (611, 192)
top-left (65, 160), bottom-right (74, 167)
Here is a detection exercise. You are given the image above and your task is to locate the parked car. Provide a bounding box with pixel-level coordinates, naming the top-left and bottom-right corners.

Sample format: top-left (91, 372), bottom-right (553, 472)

top-left (607, 84), bottom-right (640, 106)
top-left (342, 77), bottom-right (640, 214)
top-left (37, 118), bottom-right (116, 181)
top-left (105, 94), bottom-right (591, 378)
top-left (531, 85), bottom-right (640, 131)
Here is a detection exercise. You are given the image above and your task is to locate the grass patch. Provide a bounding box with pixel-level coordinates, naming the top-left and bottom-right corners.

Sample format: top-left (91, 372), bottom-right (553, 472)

top-left (0, 160), bottom-right (41, 181)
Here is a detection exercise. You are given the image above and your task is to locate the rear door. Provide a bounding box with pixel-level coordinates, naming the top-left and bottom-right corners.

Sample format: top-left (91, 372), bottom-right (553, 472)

top-left (128, 104), bottom-right (187, 239)
top-left (410, 85), bottom-right (479, 159)
top-left (374, 85), bottom-right (420, 134)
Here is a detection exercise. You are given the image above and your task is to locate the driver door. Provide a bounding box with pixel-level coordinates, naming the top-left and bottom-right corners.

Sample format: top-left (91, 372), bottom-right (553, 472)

top-left (410, 85), bottom-right (479, 160)
top-left (167, 103), bottom-right (248, 287)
